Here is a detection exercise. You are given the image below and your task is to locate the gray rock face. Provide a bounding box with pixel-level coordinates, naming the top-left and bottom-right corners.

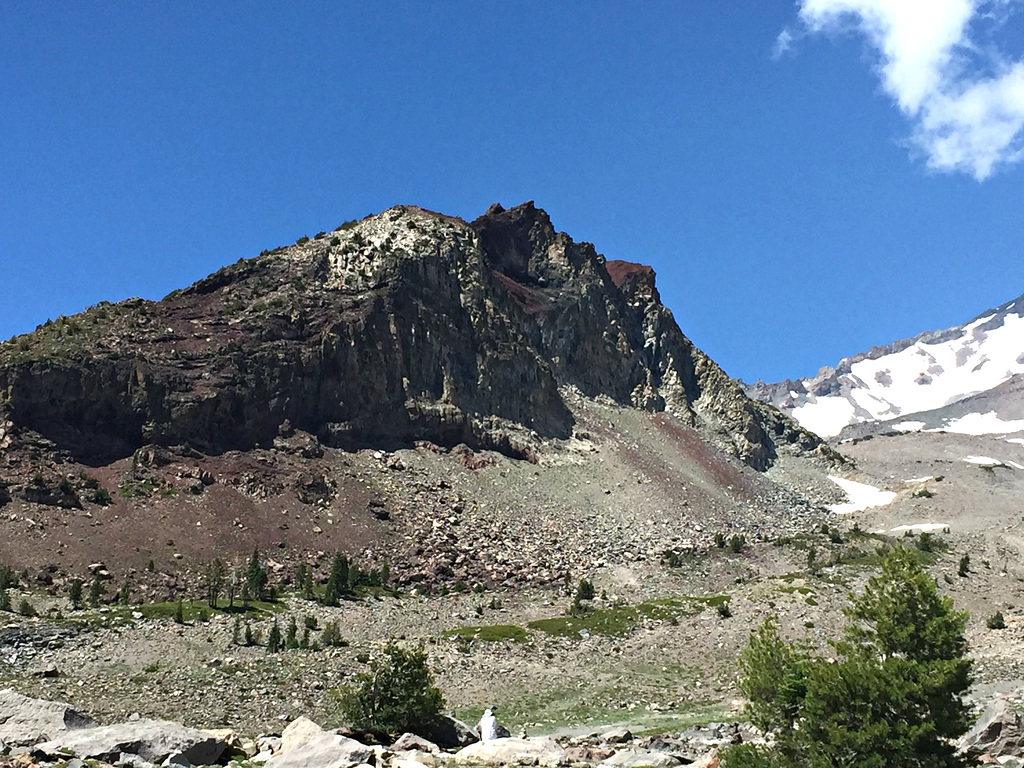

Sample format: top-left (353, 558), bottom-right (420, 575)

top-left (264, 731), bottom-right (374, 768)
top-left (600, 749), bottom-right (682, 768)
top-left (391, 733), bottom-right (441, 754)
top-left (0, 202), bottom-right (824, 472)
top-left (959, 699), bottom-right (1024, 757)
top-left (453, 736), bottom-right (569, 767)
top-left (0, 688), bottom-right (96, 748)
top-left (31, 719), bottom-right (227, 765)
top-left (280, 715), bottom-right (326, 753)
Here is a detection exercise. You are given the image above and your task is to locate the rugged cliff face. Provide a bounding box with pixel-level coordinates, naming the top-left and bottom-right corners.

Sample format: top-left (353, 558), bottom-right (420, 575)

top-left (0, 202), bottom-right (823, 470)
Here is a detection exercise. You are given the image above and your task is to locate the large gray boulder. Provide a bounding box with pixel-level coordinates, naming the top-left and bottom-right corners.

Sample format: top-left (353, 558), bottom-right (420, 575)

top-left (601, 749), bottom-right (683, 768)
top-left (264, 731), bottom-right (374, 768)
top-left (959, 699), bottom-right (1024, 757)
top-left (32, 719), bottom-right (227, 765)
top-left (453, 737), bottom-right (569, 767)
top-left (391, 733), bottom-right (441, 754)
top-left (0, 688), bottom-right (96, 748)
top-left (280, 716), bottom-right (326, 753)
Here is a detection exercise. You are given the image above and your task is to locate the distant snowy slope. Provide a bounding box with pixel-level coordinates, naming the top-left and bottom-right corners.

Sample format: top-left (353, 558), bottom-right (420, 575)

top-left (746, 293), bottom-right (1024, 438)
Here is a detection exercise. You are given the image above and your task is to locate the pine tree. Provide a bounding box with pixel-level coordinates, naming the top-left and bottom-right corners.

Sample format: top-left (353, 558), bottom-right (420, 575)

top-left (725, 547), bottom-right (973, 768)
top-left (339, 642), bottom-right (444, 735)
top-left (266, 620), bottom-right (283, 653)
top-left (247, 549), bottom-right (268, 601)
top-left (206, 558), bottom-right (225, 608)
top-left (68, 578), bottom-right (83, 610)
top-left (88, 574), bottom-right (104, 607)
top-left (285, 615), bottom-right (299, 649)
top-left (324, 552), bottom-right (348, 606)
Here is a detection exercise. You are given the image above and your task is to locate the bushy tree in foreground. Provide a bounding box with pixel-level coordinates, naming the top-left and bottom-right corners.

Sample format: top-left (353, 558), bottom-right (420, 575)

top-left (339, 641), bottom-right (444, 736)
top-left (725, 547), bottom-right (973, 768)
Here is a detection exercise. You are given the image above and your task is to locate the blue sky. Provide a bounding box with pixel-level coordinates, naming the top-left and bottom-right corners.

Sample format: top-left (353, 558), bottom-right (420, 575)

top-left (2, 1), bottom-right (1023, 382)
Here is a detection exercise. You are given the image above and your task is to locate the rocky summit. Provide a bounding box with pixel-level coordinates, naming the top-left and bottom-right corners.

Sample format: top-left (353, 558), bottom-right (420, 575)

top-left (0, 202), bottom-right (822, 470)
top-left (0, 202), bottom-right (835, 583)
top-left (1, 204), bottom-right (1024, 759)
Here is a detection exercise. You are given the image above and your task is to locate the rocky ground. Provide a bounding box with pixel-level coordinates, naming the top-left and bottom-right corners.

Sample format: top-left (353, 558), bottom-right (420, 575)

top-left (1, 405), bottom-right (1023, 756)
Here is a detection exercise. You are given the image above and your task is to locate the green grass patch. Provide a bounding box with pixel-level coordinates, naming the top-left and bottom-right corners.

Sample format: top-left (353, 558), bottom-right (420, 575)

top-left (778, 585), bottom-right (814, 595)
top-left (527, 595), bottom-right (727, 639)
top-left (444, 624), bottom-right (529, 643)
top-left (454, 660), bottom-right (710, 733)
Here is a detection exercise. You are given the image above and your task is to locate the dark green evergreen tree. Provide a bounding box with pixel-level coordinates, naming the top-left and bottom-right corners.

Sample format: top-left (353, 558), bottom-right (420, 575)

top-left (68, 578), bottom-right (83, 610)
top-left (724, 547), bottom-right (972, 768)
top-left (324, 552), bottom-right (348, 606)
top-left (88, 574), bottom-right (104, 607)
top-left (339, 642), bottom-right (444, 735)
top-left (266, 620), bottom-right (283, 653)
top-left (285, 615), bottom-right (299, 649)
top-left (247, 549), bottom-right (268, 601)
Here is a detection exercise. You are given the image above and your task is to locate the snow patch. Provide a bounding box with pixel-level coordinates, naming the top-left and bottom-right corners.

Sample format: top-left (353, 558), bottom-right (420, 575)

top-left (1007, 438), bottom-right (1024, 446)
top-left (828, 476), bottom-right (897, 515)
top-left (904, 476), bottom-right (934, 483)
top-left (963, 455), bottom-right (1006, 467)
top-left (935, 411), bottom-right (1024, 436)
top-left (783, 312), bottom-right (1024, 437)
top-left (792, 398), bottom-right (856, 438)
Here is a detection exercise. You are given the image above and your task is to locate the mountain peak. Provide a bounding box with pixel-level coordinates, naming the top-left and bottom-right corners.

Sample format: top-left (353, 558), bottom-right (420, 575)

top-left (0, 203), bottom-right (827, 471)
top-left (748, 291), bottom-right (1024, 439)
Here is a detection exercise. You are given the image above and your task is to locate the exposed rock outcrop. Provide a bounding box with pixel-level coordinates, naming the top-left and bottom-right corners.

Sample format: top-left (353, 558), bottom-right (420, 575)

top-left (0, 688), bottom-right (95, 748)
top-left (0, 202), bottom-right (824, 473)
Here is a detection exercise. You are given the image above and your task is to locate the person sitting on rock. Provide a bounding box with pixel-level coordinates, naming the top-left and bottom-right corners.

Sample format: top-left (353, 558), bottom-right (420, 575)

top-left (479, 707), bottom-right (498, 742)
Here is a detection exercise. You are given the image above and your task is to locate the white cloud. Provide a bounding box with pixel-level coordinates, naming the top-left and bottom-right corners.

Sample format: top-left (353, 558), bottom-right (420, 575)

top-left (774, 28), bottom-right (796, 58)
top-left (795, 0), bottom-right (1024, 179)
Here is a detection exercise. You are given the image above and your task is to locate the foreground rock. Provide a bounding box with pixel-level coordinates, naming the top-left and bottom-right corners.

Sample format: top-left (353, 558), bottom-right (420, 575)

top-left (959, 699), bottom-right (1024, 758)
top-left (600, 748), bottom-right (681, 768)
top-left (280, 716), bottom-right (328, 753)
top-left (453, 737), bottom-right (569, 767)
top-left (391, 733), bottom-right (441, 754)
top-left (265, 731), bottom-right (374, 768)
top-left (0, 688), bottom-right (96, 748)
top-left (31, 719), bottom-right (227, 765)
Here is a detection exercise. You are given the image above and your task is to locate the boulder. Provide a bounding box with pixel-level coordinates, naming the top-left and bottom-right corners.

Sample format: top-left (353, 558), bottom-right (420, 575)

top-left (687, 752), bottom-right (720, 768)
top-left (600, 748), bottom-right (682, 768)
top-left (31, 719), bottom-right (226, 765)
top-left (598, 728), bottom-right (633, 745)
top-left (391, 733), bottom-right (441, 754)
top-left (391, 758), bottom-right (440, 768)
top-left (117, 754), bottom-right (157, 768)
top-left (202, 729), bottom-right (247, 757)
top-left (281, 716), bottom-right (326, 753)
top-left (453, 737), bottom-right (569, 767)
top-left (566, 746), bottom-right (615, 762)
top-left (0, 688), bottom-right (96, 748)
top-left (422, 715), bottom-right (478, 749)
top-left (959, 700), bottom-right (1024, 758)
top-left (264, 732), bottom-right (374, 768)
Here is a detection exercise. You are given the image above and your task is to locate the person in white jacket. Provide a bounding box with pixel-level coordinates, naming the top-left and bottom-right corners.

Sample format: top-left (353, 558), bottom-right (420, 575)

top-left (479, 707), bottom-right (498, 742)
